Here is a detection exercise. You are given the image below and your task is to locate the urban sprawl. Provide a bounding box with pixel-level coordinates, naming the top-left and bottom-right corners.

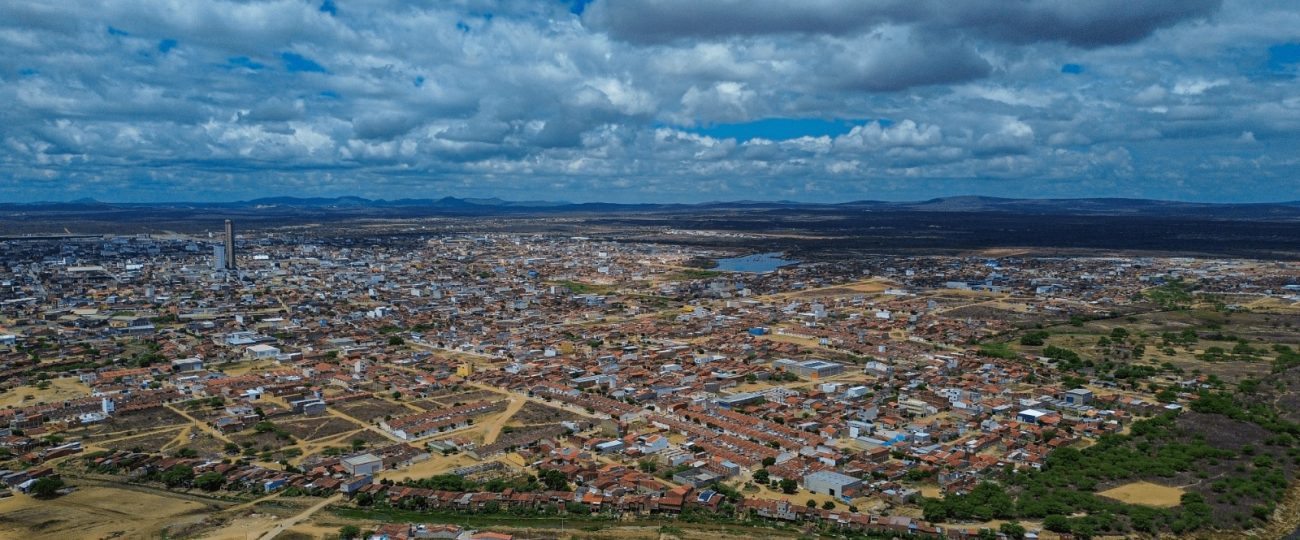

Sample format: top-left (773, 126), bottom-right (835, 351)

top-left (2, 226), bottom-right (1299, 540)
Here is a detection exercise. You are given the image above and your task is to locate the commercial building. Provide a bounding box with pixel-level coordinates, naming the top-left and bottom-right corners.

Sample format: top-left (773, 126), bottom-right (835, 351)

top-left (223, 219), bottom-right (236, 270)
top-left (714, 392), bottom-right (765, 409)
top-left (342, 453), bottom-right (384, 476)
top-left (773, 358), bottom-right (845, 379)
top-left (212, 244), bottom-right (227, 271)
top-left (803, 470), bottom-right (863, 498)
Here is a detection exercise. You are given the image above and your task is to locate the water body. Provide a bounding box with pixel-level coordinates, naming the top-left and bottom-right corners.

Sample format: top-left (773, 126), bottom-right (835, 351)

top-left (714, 252), bottom-right (799, 273)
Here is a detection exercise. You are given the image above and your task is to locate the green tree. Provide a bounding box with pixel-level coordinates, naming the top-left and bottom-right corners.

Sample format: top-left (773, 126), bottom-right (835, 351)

top-left (1043, 515), bottom-right (1070, 533)
top-left (194, 471), bottom-right (225, 491)
top-left (28, 476), bottom-right (65, 499)
top-left (779, 478), bottom-right (798, 494)
top-left (339, 525), bottom-right (361, 539)
top-left (539, 468), bottom-right (570, 491)
top-left (1020, 331), bottom-right (1050, 346)
top-left (162, 465), bottom-right (195, 488)
top-left (1000, 521), bottom-right (1027, 539)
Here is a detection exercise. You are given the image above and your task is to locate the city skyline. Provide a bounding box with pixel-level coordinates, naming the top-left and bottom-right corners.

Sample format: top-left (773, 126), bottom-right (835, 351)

top-left (2, 1), bottom-right (1298, 204)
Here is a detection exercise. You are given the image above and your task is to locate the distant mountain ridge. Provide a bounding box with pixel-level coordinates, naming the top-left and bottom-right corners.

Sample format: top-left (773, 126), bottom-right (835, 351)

top-left (3, 195), bottom-right (1300, 220)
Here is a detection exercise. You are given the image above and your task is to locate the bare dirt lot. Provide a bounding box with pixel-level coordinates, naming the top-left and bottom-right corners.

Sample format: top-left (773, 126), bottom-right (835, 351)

top-left (1098, 481), bottom-right (1185, 507)
top-left (95, 427), bottom-right (187, 453)
top-left (511, 401), bottom-right (584, 425)
top-left (334, 398), bottom-right (411, 423)
top-left (279, 416), bottom-right (360, 441)
top-left (0, 377), bottom-right (92, 408)
top-left (0, 485), bottom-right (219, 539)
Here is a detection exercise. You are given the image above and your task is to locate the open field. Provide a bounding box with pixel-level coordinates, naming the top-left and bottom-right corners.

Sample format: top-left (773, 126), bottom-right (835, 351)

top-left (0, 484), bottom-right (219, 539)
top-left (95, 426), bottom-right (187, 453)
top-left (326, 506), bottom-right (816, 540)
top-left (65, 407), bottom-right (192, 443)
top-left (784, 279), bottom-right (890, 299)
top-left (333, 397), bottom-right (415, 423)
top-left (279, 416), bottom-right (361, 441)
top-left (0, 377), bottom-right (92, 408)
top-left (1098, 481), bottom-right (1186, 508)
top-left (1009, 307), bottom-right (1300, 384)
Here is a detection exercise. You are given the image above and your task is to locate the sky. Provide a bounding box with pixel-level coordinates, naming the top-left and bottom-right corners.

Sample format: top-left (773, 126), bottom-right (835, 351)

top-left (1, 0), bottom-right (1298, 204)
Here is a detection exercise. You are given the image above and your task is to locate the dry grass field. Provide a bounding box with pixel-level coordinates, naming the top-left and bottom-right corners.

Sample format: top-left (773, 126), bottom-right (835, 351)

top-left (0, 485), bottom-right (220, 539)
top-left (1098, 481), bottom-right (1186, 507)
top-left (0, 378), bottom-right (92, 408)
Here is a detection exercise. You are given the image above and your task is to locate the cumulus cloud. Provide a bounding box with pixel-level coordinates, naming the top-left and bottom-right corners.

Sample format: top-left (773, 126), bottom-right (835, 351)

top-left (836, 120), bottom-right (943, 150)
top-left (584, 0), bottom-right (1221, 48)
top-left (824, 27), bottom-right (991, 92)
top-left (0, 0), bottom-right (1295, 203)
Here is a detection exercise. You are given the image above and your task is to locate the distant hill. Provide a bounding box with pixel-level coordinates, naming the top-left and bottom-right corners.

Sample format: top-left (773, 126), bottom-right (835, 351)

top-left (3, 195), bottom-right (1299, 221)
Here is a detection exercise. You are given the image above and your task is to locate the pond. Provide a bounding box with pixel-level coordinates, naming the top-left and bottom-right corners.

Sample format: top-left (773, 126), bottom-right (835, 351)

top-left (714, 252), bottom-right (799, 273)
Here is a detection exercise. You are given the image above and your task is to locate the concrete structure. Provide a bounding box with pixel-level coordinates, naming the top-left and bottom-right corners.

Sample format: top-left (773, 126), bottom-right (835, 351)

top-left (342, 453), bottom-right (383, 476)
top-left (171, 357), bottom-right (204, 372)
top-left (212, 244), bottom-right (226, 271)
top-left (1018, 409), bottom-right (1049, 424)
top-left (714, 391), bottom-right (764, 409)
top-left (223, 219), bottom-right (236, 270)
top-left (246, 344), bottom-right (280, 359)
top-left (673, 466), bottom-right (723, 488)
top-left (1064, 388), bottom-right (1094, 405)
top-left (803, 470), bottom-right (862, 498)
top-left (774, 358), bottom-right (845, 379)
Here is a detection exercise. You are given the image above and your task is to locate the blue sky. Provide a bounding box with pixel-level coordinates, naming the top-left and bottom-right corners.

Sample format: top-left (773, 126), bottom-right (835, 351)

top-left (0, 0), bottom-right (1298, 203)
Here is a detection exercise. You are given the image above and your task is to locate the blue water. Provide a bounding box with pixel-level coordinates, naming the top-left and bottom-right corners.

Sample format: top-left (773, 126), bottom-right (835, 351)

top-left (714, 252), bottom-right (799, 273)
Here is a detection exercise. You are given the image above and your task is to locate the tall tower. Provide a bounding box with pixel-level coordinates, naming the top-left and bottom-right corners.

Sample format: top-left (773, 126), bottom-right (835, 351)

top-left (223, 219), bottom-right (236, 270)
top-left (212, 244), bottom-right (227, 270)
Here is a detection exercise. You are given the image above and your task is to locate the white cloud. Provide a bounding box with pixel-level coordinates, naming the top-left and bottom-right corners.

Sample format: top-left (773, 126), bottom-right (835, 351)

top-left (1172, 78), bottom-right (1230, 96)
top-left (0, 0), bottom-right (1295, 203)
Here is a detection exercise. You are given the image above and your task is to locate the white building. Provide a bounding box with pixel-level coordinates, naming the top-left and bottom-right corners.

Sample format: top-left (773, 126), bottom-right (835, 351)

top-left (246, 344), bottom-right (281, 359)
top-left (342, 453), bottom-right (383, 476)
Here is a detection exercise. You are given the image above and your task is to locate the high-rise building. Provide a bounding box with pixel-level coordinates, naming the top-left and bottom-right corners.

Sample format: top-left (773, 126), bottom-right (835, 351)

top-left (223, 219), bottom-right (236, 270)
top-left (212, 244), bottom-right (226, 270)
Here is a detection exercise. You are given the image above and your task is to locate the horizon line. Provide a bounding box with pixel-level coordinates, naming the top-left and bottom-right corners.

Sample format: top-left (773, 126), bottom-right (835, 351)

top-left (5, 194), bottom-right (1300, 207)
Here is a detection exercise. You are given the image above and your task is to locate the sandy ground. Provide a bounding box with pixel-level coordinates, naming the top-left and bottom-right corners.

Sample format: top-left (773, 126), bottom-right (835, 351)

top-left (742, 481), bottom-right (855, 510)
top-left (222, 358), bottom-right (278, 377)
top-left (250, 493), bottom-right (343, 540)
top-left (1097, 481), bottom-right (1185, 507)
top-left (0, 485), bottom-right (216, 539)
top-left (756, 279), bottom-right (890, 301)
top-left (480, 395), bottom-right (526, 446)
top-left (0, 377), bottom-right (92, 407)
top-left (196, 513), bottom-right (284, 540)
top-left (376, 452), bottom-right (486, 483)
